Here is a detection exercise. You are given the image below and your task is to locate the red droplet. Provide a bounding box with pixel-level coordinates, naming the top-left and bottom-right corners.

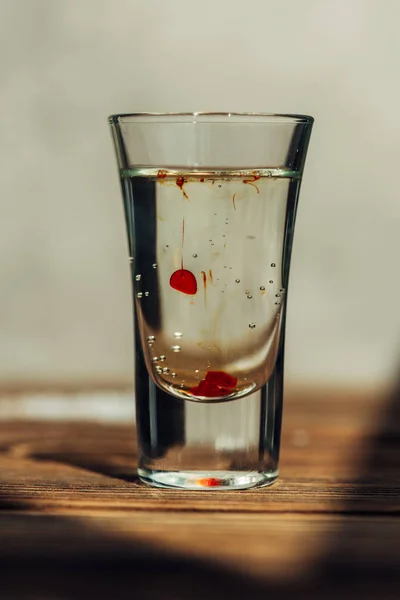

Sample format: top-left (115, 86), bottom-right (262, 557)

top-left (176, 176), bottom-right (188, 199)
top-left (200, 177), bottom-right (205, 182)
top-left (196, 477), bottom-right (221, 487)
top-left (157, 170), bottom-right (167, 179)
top-left (189, 379), bottom-right (232, 397)
top-left (170, 269), bottom-right (197, 295)
top-left (205, 371), bottom-right (238, 388)
top-left (189, 370), bottom-right (238, 398)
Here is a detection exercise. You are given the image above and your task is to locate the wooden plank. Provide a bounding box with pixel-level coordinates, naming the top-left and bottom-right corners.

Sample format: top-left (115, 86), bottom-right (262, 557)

top-left (0, 389), bottom-right (400, 598)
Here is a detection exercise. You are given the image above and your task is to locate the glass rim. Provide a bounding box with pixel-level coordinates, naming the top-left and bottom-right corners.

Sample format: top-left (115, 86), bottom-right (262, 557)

top-left (108, 112), bottom-right (314, 125)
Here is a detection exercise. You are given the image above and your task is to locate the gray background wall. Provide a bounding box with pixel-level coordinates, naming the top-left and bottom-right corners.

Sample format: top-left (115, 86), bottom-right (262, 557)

top-left (1, 0), bottom-right (399, 389)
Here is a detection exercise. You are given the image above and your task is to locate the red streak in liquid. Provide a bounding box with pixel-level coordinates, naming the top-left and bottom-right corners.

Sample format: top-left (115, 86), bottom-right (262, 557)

top-left (243, 172), bottom-right (260, 193)
top-left (190, 370), bottom-right (238, 398)
top-left (176, 176), bottom-right (188, 199)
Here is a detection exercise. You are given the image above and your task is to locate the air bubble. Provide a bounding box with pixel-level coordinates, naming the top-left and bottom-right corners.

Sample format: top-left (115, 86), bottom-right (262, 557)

top-left (144, 291), bottom-right (150, 297)
top-left (159, 355), bottom-right (166, 362)
top-left (235, 279), bottom-right (240, 283)
top-left (152, 263), bottom-right (157, 269)
top-left (271, 263), bottom-right (276, 267)
top-left (172, 345), bottom-right (181, 353)
top-left (147, 336), bottom-right (156, 342)
top-left (136, 292), bottom-right (143, 299)
top-left (155, 366), bottom-right (163, 374)
top-left (195, 369), bottom-right (199, 373)
top-left (260, 286), bottom-right (265, 291)
top-left (275, 302), bottom-right (281, 306)
top-left (192, 253), bottom-right (198, 258)
top-left (162, 367), bottom-right (170, 375)
top-left (174, 332), bottom-right (183, 338)
top-left (152, 357), bottom-right (159, 363)
top-left (269, 280), bottom-right (273, 284)
top-left (275, 294), bottom-right (281, 298)
top-left (245, 290), bottom-right (250, 295)
top-left (218, 184), bottom-right (222, 188)
top-left (135, 274), bottom-right (141, 281)
top-left (247, 295), bottom-right (253, 299)
top-left (249, 323), bottom-right (256, 329)
top-left (171, 372), bottom-right (177, 378)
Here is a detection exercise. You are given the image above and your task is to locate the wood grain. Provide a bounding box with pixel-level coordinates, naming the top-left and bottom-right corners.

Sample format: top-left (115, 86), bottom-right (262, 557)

top-left (1, 388), bottom-right (399, 599)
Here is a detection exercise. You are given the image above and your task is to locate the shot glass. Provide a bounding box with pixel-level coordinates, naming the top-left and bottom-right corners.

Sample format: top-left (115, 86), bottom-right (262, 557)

top-left (109, 112), bottom-right (313, 490)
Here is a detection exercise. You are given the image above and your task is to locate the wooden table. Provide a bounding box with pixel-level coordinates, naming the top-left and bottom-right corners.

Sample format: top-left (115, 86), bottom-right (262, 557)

top-left (1, 387), bottom-right (399, 599)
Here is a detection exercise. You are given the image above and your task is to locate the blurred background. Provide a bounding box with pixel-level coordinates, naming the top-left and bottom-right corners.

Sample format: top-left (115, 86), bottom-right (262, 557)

top-left (1, 0), bottom-right (400, 396)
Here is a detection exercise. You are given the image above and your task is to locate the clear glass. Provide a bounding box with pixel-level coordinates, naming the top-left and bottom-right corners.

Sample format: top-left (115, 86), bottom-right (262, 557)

top-left (108, 112), bottom-right (313, 490)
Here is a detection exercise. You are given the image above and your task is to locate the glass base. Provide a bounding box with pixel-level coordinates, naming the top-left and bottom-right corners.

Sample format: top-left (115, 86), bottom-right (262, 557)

top-left (138, 468), bottom-right (279, 490)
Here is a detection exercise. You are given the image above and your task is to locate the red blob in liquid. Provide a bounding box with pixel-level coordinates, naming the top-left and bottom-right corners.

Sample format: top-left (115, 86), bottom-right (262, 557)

top-left (196, 477), bottom-right (221, 487)
top-left (189, 370), bottom-right (238, 398)
top-left (205, 371), bottom-right (238, 388)
top-left (176, 176), bottom-right (188, 199)
top-left (170, 269), bottom-right (197, 295)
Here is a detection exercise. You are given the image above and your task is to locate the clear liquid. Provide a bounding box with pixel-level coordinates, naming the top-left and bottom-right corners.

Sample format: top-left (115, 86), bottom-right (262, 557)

top-left (122, 168), bottom-right (299, 488)
top-left (122, 168), bottom-right (298, 403)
